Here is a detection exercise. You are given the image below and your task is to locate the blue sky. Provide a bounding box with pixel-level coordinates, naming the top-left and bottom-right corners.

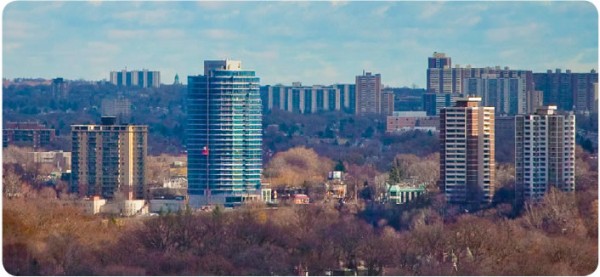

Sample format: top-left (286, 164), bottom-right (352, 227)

top-left (3, 1), bottom-right (598, 87)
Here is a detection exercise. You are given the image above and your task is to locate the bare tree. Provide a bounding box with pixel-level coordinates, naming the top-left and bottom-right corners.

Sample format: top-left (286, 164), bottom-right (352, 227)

top-left (146, 155), bottom-right (173, 186)
top-left (3, 166), bottom-right (25, 199)
top-left (264, 147), bottom-right (334, 188)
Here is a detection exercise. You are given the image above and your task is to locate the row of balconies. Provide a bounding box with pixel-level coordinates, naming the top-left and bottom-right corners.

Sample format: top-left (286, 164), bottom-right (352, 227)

top-left (190, 179), bottom-right (262, 184)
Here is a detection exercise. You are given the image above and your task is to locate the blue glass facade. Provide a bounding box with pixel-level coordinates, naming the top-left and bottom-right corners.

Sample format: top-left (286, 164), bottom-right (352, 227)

top-left (187, 63), bottom-right (262, 206)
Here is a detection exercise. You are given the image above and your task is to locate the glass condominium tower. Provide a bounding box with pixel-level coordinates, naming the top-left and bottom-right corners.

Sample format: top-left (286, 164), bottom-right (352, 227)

top-left (187, 60), bottom-right (262, 207)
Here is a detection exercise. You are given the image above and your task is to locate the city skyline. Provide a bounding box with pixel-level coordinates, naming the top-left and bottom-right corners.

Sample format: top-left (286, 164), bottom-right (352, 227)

top-left (3, 1), bottom-right (598, 87)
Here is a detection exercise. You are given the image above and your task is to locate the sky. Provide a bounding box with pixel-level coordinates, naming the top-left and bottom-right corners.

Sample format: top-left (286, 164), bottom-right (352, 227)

top-left (2, 1), bottom-right (598, 87)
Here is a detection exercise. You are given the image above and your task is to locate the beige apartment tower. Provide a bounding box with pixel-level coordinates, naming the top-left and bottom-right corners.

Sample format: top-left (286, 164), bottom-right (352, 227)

top-left (381, 90), bottom-right (395, 116)
top-left (355, 72), bottom-right (382, 115)
top-left (71, 117), bottom-right (147, 200)
top-left (439, 97), bottom-right (496, 204)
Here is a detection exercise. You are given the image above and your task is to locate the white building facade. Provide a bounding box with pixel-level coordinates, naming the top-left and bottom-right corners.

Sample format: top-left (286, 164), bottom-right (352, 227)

top-left (110, 69), bottom-right (160, 88)
top-left (515, 106), bottom-right (576, 202)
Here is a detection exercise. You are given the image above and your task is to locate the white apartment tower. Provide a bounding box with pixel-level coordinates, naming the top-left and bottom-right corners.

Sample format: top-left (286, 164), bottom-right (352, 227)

top-left (515, 106), bottom-right (576, 202)
top-left (110, 69), bottom-right (160, 88)
top-left (439, 97), bottom-right (496, 204)
top-left (462, 73), bottom-right (527, 115)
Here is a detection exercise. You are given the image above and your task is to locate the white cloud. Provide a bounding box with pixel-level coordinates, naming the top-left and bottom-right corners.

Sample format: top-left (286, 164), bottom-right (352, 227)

top-left (195, 1), bottom-right (229, 10)
top-left (396, 27), bottom-right (456, 40)
top-left (107, 29), bottom-right (148, 39)
top-left (242, 49), bottom-right (279, 61)
top-left (359, 61), bottom-right (376, 73)
top-left (201, 29), bottom-right (242, 40)
top-left (563, 48), bottom-right (598, 72)
top-left (87, 0), bottom-right (102, 7)
top-left (372, 3), bottom-right (392, 17)
top-left (419, 2), bottom-right (445, 19)
top-left (4, 42), bottom-right (22, 53)
top-left (299, 61), bottom-right (341, 85)
top-left (113, 10), bottom-right (170, 25)
top-left (1, 1), bottom-right (596, 85)
top-left (201, 9), bottom-right (241, 21)
top-left (304, 41), bottom-right (330, 51)
top-left (330, 0), bottom-right (348, 8)
top-left (341, 41), bottom-right (377, 50)
top-left (292, 52), bottom-right (319, 63)
top-left (245, 2), bottom-right (280, 17)
top-left (397, 38), bottom-right (421, 49)
top-left (356, 28), bottom-right (393, 40)
top-left (486, 23), bottom-right (541, 43)
top-left (4, 21), bottom-right (36, 40)
top-left (452, 15), bottom-right (481, 27)
top-left (498, 49), bottom-right (518, 59)
top-left (86, 41), bottom-right (120, 55)
top-left (155, 29), bottom-right (186, 40)
top-left (553, 37), bottom-right (576, 47)
top-left (264, 25), bottom-right (297, 37)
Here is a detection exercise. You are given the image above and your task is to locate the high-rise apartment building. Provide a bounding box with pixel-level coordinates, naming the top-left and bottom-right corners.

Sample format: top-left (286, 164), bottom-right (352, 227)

top-left (426, 52), bottom-right (464, 95)
top-left (573, 72), bottom-right (598, 113)
top-left (594, 83), bottom-right (598, 113)
top-left (260, 83), bottom-right (345, 114)
top-left (463, 66), bottom-right (534, 93)
top-left (423, 92), bottom-right (455, 116)
top-left (381, 90), bottom-right (395, 116)
top-left (3, 122), bottom-right (56, 149)
top-left (51, 77), bottom-right (68, 98)
top-left (515, 106), bottom-right (575, 202)
top-left (187, 60), bottom-right (262, 207)
top-left (534, 69), bottom-right (572, 111)
top-left (110, 69), bottom-right (160, 88)
top-left (439, 98), bottom-right (496, 204)
top-left (261, 85), bottom-right (286, 113)
top-left (427, 67), bottom-right (465, 95)
top-left (533, 69), bottom-right (598, 113)
top-left (463, 73), bottom-right (527, 115)
top-left (355, 72), bottom-right (382, 114)
top-left (526, 90), bottom-right (544, 114)
top-left (334, 84), bottom-right (357, 114)
top-left (426, 52), bottom-right (537, 114)
top-left (428, 51), bottom-right (451, 69)
top-left (70, 117), bottom-right (147, 200)
top-left (101, 96), bottom-right (131, 123)
top-left (495, 116), bottom-right (516, 163)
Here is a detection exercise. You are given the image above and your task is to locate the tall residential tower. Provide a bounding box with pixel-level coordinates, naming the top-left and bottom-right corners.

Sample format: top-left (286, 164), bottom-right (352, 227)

top-left (439, 97), bottom-right (496, 204)
top-left (187, 60), bottom-right (262, 207)
top-left (533, 69), bottom-right (598, 113)
top-left (515, 106), bottom-right (575, 202)
top-left (70, 117), bottom-right (147, 200)
top-left (426, 52), bottom-right (464, 95)
top-left (355, 72), bottom-right (382, 115)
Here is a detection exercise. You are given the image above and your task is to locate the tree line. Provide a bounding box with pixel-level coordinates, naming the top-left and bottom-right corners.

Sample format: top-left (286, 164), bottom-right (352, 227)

top-left (3, 144), bottom-right (598, 275)
top-left (3, 183), bottom-right (597, 276)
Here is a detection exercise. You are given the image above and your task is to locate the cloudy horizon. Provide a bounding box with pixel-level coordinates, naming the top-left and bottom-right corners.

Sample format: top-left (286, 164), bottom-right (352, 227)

top-left (3, 1), bottom-right (598, 87)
